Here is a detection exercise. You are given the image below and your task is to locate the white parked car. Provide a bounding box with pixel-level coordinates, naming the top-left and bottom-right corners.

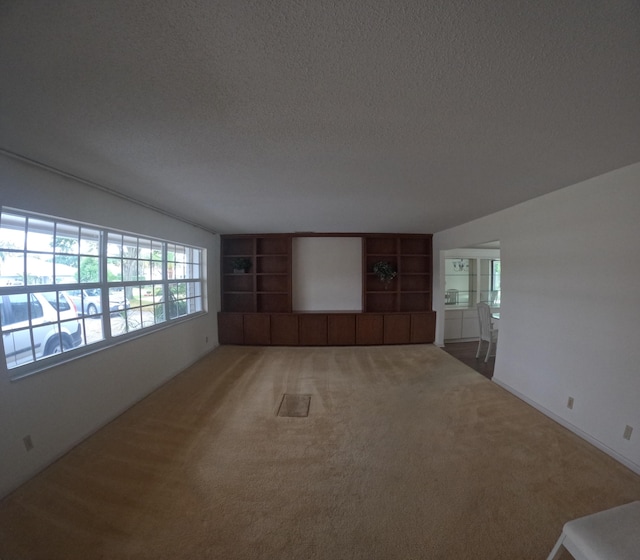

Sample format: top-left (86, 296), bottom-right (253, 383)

top-left (1, 291), bottom-right (83, 369)
top-left (67, 288), bottom-right (102, 316)
top-left (67, 288), bottom-right (130, 316)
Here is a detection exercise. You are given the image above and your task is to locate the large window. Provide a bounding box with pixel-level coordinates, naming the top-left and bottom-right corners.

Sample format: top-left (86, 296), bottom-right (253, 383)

top-left (0, 209), bottom-right (206, 374)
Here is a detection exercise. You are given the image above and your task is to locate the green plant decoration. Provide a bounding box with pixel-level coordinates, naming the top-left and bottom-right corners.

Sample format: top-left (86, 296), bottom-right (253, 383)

top-left (231, 257), bottom-right (252, 272)
top-left (373, 260), bottom-right (397, 288)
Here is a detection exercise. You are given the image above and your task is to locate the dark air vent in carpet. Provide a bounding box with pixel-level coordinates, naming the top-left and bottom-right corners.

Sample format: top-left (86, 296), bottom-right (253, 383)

top-left (278, 394), bottom-right (311, 417)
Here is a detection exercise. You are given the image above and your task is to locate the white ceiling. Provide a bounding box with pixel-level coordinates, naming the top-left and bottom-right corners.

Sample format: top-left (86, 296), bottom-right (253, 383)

top-left (1, 1), bottom-right (639, 234)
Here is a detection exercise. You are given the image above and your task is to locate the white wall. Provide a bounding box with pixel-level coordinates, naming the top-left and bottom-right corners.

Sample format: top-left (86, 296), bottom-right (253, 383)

top-left (292, 237), bottom-right (362, 311)
top-left (0, 155), bottom-right (220, 498)
top-left (434, 162), bottom-right (640, 473)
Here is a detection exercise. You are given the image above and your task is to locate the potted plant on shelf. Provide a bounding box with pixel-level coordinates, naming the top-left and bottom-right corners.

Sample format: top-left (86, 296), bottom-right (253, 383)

top-left (373, 260), bottom-right (397, 289)
top-left (231, 257), bottom-right (252, 273)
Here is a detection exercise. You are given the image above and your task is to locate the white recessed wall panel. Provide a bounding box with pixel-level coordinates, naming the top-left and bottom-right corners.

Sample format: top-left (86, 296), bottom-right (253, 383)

top-left (292, 237), bottom-right (362, 311)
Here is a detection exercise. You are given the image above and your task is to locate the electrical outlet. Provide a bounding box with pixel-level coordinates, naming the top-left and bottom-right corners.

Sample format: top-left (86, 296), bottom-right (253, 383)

top-left (623, 425), bottom-right (633, 441)
top-left (23, 435), bottom-right (34, 451)
top-left (567, 397), bottom-right (574, 410)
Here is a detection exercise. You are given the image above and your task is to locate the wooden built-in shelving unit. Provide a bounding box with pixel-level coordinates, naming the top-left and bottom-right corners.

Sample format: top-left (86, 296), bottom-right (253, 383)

top-left (363, 235), bottom-right (432, 313)
top-left (219, 233), bottom-right (434, 346)
top-left (221, 235), bottom-right (292, 313)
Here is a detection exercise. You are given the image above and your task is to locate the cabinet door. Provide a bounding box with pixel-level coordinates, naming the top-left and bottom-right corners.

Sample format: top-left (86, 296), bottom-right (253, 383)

top-left (384, 314), bottom-right (411, 344)
top-left (411, 312), bottom-right (435, 343)
top-left (461, 309), bottom-right (480, 339)
top-left (328, 314), bottom-right (356, 345)
top-left (244, 314), bottom-right (271, 345)
top-left (299, 314), bottom-right (328, 345)
top-left (271, 314), bottom-right (299, 345)
top-left (217, 313), bottom-right (244, 345)
top-left (356, 314), bottom-right (384, 345)
top-left (444, 309), bottom-right (463, 341)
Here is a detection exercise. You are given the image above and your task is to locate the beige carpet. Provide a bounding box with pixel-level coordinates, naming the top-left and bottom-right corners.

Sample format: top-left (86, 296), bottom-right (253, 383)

top-left (1, 344), bottom-right (639, 559)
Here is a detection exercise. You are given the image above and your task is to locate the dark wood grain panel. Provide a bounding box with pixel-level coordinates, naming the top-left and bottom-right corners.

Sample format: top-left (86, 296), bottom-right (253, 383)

top-left (217, 313), bottom-right (244, 344)
top-left (328, 314), bottom-right (356, 345)
top-left (384, 314), bottom-right (411, 344)
top-left (244, 313), bottom-right (271, 345)
top-left (299, 314), bottom-right (328, 345)
top-left (356, 314), bottom-right (384, 345)
top-left (271, 314), bottom-right (299, 345)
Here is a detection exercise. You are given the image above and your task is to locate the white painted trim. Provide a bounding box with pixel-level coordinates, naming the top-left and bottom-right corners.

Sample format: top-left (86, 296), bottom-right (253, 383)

top-left (493, 378), bottom-right (640, 476)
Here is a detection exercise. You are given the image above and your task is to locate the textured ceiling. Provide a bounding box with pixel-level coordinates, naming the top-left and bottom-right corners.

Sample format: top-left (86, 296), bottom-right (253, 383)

top-left (1, 1), bottom-right (639, 234)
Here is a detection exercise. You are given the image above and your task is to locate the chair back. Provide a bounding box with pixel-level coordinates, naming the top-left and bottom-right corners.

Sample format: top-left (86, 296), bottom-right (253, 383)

top-left (477, 302), bottom-right (494, 341)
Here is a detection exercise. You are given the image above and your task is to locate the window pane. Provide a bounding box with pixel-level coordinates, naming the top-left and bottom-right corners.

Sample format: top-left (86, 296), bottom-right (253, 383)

top-left (26, 257), bottom-right (53, 285)
top-left (151, 241), bottom-right (163, 260)
top-left (107, 233), bottom-right (122, 257)
top-left (492, 260), bottom-right (501, 291)
top-left (3, 327), bottom-right (35, 368)
top-left (123, 259), bottom-right (137, 281)
top-left (110, 313), bottom-right (126, 336)
top-left (40, 291), bottom-right (62, 319)
top-left (6, 293), bottom-right (30, 323)
top-left (83, 314), bottom-right (104, 345)
top-left (107, 258), bottom-right (122, 281)
top-left (79, 256), bottom-right (99, 283)
top-left (0, 212), bottom-right (26, 250)
top-left (153, 303), bottom-right (166, 323)
top-left (126, 308), bottom-right (143, 332)
top-left (151, 261), bottom-right (163, 280)
top-left (29, 293), bottom-right (44, 320)
top-left (79, 287), bottom-right (102, 316)
top-left (122, 236), bottom-right (138, 257)
top-left (79, 228), bottom-right (100, 255)
top-left (138, 260), bottom-right (150, 281)
top-left (33, 323), bottom-right (60, 362)
top-left (1, 253), bottom-right (24, 286)
top-left (138, 246), bottom-right (151, 260)
top-left (26, 218), bottom-right (54, 253)
top-left (60, 318), bottom-right (83, 349)
top-left (55, 255), bottom-right (79, 284)
top-left (109, 288), bottom-right (129, 313)
top-left (55, 225), bottom-right (79, 254)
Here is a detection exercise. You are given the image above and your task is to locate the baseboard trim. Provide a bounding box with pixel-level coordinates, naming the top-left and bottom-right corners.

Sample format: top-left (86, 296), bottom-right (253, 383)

top-left (493, 378), bottom-right (640, 476)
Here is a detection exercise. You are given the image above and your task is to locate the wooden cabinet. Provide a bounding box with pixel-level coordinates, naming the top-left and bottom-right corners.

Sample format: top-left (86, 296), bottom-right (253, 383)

top-left (363, 235), bottom-right (432, 313)
top-left (219, 233), bottom-right (434, 346)
top-left (218, 311), bottom-right (436, 346)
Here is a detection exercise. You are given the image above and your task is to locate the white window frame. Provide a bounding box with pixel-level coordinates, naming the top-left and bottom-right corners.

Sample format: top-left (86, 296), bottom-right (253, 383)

top-left (0, 208), bottom-right (207, 378)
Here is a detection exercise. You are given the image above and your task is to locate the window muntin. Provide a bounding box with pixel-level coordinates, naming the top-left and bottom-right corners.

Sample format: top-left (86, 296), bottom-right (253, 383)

top-left (0, 209), bottom-right (206, 374)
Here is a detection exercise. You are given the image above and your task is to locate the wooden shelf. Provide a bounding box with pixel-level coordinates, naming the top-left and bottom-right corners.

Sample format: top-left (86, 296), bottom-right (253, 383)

top-left (363, 234), bottom-right (432, 313)
top-left (220, 234), bottom-right (292, 313)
